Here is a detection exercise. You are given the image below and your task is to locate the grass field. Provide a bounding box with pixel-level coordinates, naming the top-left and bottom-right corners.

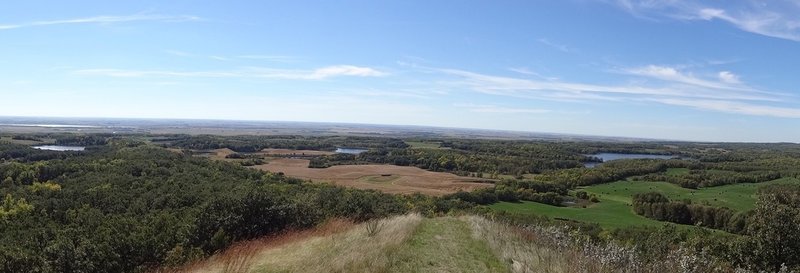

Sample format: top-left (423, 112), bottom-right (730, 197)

top-left (665, 167), bottom-right (689, 176)
top-left (490, 177), bottom-right (800, 229)
top-left (254, 158), bottom-right (493, 195)
top-left (585, 177), bottom-right (800, 211)
top-left (0, 136), bottom-right (51, 145)
top-left (405, 141), bottom-right (446, 149)
top-left (358, 174), bottom-right (401, 184)
top-left (490, 200), bottom-right (665, 229)
top-left (169, 215), bottom-right (507, 273)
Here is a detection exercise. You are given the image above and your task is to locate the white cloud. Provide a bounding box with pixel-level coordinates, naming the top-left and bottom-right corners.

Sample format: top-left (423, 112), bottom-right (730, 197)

top-left (435, 66), bottom-right (799, 118)
top-left (610, 0), bottom-right (800, 42)
top-left (507, 67), bottom-right (559, 81)
top-left (718, 71), bottom-right (741, 84)
top-left (537, 38), bottom-right (571, 52)
top-left (622, 65), bottom-right (748, 91)
top-left (454, 103), bottom-right (550, 114)
top-left (73, 65), bottom-right (387, 80)
top-left (439, 67), bottom-right (778, 102)
top-left (655, 98), bottom-right (800, 118)
top-left (309, 65), bottom-right (386, 79)
top-left (0, 13), bottom-right (200, 30)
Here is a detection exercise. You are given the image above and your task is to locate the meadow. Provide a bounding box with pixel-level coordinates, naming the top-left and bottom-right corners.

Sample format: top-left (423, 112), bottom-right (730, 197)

top-left (490, 177), bottom-right (800, 229)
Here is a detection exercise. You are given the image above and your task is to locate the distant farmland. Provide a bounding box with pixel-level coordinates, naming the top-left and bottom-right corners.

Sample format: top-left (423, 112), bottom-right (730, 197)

top-left (254, 158), bottom-right (493, 195)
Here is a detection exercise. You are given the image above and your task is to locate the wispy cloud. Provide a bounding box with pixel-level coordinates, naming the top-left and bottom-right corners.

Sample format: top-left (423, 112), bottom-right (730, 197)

top-left (655, 98), bottom-right (800, 118)
top-left (73, 65), bottom-right (386, 80)
top-left (163, 52), bottom-right (302, 63)
top-left (236, 55), bottom-right (302, 62)
top-left (622, 65), bottom-right (748, 91)
top-left (454, 103), bottom-right (550, 114)
top-left (0, 13), bottom-right (200, 30)
top-left (610, 0), bottom-right (800, 42)
top-left (508, 67), bottom-right (559, 81)
top-left (434, 65), bottom-right (799, 118)
top-left (537, 38), bottom-right (572, 52)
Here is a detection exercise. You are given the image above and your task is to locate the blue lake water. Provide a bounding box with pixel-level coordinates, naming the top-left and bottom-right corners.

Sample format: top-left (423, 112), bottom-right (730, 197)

top-left (33, 145), bottom-right (86, 151)
top-left (584, 153), bottom-right (676, 168)
top-left (335, 147), bottom-right (368, 154)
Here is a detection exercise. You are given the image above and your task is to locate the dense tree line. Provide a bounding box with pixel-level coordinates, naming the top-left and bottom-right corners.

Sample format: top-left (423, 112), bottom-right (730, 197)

top-left (0, 144), bottom-right (457, 273)
top-left (168, 135), bottom-right (408, 153)
top-left (0, 143), bottom-right (81, 162)
top-left (632, 192), bottom-right (750, 233)
top-left (635, 170), bottom-right (782, 188)
top-left (444, 180), bottom-right (568, 206)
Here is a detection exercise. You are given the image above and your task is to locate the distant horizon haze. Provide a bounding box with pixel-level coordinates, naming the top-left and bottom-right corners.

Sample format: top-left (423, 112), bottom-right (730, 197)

top-left (2, 1), bottom-right (800, 142)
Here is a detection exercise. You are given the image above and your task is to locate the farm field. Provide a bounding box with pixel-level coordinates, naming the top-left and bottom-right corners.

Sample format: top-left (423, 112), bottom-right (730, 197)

top-left (253, 158), bottom-right (493, 195)
top-left (490, 177), bottom-right (800, 229)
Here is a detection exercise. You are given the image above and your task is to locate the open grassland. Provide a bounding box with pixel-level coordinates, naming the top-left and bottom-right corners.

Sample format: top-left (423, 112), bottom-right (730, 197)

top-left (490, 177), bottom-right (800, 229)
top-left (665, 167), bottom-right (689, 176)
top-left (164, 214), bottom-right (423, 273)
top-left (490, 200), bottom-right (664, 229)
top-left (585, 177), bottom-right (800, 211)
top-left (254, 158), bottom-right (493, 195)
top-left (164, 214), bottom-right (739, 273)
top-left (405, 141), bottom-right (447, 149)
top-left (0, 136), bottom-right (51, 145)
top-left (387, 217), bottom-right (508, 273)
top-left (191, 148), bottom-right (237, 161)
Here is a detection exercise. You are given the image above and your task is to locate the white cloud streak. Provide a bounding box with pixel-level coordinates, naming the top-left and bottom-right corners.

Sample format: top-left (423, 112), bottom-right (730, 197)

top-left (435, 65), bottom-right (799, 118)
top-left (655, 98), bottom-right (800, 118)
top-left (0, 13), bottom-right (200, 30)
top-left (454, 103), bottom-right (550, 114)
top-left (611, 0), bottom-right (800, 42)
top-left (73, 65), bottom-right (386, 80)
top-left (537, 38), bottom-right (571, 52)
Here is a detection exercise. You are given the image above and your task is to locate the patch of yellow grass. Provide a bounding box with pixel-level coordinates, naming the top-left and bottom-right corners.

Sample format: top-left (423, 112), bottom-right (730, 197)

top-left (252, 213), bottom-right (422, 273)
top-left (172, 214), bottom-right (423, 273)
top-left (466, 216), bottom-right (568, 273)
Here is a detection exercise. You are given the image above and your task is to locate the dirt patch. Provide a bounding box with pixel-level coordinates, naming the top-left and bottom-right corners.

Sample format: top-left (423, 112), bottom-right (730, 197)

top-left (191, 148), bottom-right (237, 161)
top-left (253, 158), bottom-right (493, 196)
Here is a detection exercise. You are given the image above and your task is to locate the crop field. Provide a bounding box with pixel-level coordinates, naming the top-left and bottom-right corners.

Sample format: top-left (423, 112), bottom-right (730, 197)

top-left (490, 177), bottom-right (800, 229)
top-left (253, 158), bottom-right (493, 195)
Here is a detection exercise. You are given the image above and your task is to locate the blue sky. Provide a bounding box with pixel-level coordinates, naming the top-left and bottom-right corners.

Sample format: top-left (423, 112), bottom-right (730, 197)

top-left (1, 0), bottom-right (799, 142)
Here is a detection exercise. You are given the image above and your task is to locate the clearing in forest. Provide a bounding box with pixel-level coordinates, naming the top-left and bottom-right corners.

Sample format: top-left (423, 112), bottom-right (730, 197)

top-left (253, 158), bottom-right (493, 195)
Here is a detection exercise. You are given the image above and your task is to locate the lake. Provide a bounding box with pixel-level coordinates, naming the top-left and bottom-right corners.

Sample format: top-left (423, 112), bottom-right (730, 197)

top-left (33, 145), bottom-right (86, 151)
top-left (584, 153), bottom-right (676, 168)
top-left (335, 147), bottom-right (368, 154)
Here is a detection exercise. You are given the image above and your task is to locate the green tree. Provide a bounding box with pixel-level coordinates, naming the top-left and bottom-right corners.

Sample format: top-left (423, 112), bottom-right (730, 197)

top-left (745, 185), bottom-right (800, 271)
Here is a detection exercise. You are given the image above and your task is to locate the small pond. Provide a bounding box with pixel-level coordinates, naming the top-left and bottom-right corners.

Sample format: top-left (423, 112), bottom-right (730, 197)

top-left (33, 145), bottom-right (86, 151)
top-left (584, 153), bottom-right (676, 168)
top-left (335, 147), bottom-right (368, 154)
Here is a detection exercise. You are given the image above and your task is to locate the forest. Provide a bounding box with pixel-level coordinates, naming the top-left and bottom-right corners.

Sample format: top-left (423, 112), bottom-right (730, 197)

top-left (1, 133), bottom-right (800, 272)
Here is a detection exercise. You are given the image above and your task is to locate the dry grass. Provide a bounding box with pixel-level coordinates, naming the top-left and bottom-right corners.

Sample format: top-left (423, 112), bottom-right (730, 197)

top-left (159, 218), bottom-right (355, 273)
top-left (466, 216), bottom-right (745, 273)
top-left (253, 158), bottom-right (492, 195)
top-left (167, 214), bottom-right (422, 273)
top-left (251, 213), bottom-right (422, 273)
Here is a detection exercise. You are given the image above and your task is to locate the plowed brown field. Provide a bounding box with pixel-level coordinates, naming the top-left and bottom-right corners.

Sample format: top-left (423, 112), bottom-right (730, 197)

top-left (253, 158), bottom-right (493, 195)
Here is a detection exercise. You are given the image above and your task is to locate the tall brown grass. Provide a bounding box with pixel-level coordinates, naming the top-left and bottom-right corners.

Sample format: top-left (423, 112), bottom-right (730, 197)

top-left (155, 218), bottom-right (355, 273)
top-left (465, 216), bottom-right (757, 273)
top-left (158, 214), bottom-right (422, 273)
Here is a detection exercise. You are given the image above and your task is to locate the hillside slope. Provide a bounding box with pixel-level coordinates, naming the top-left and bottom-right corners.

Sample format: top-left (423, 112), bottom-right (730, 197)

top-left (167, 214), bottom-right (744, 273)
